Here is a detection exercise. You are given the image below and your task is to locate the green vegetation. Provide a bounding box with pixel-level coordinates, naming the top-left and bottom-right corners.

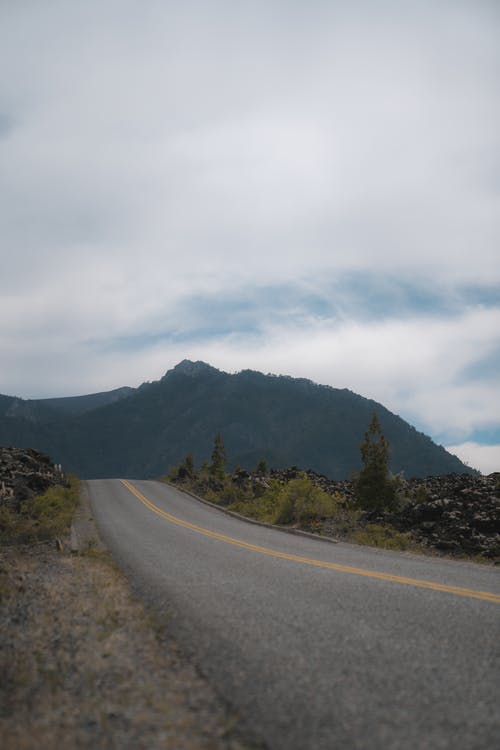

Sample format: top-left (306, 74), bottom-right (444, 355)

top-left (0, 476), bottom-right (80, 544)
top-left (354, 412), bottom-right (400, 513)
top-left (413, 485), bottom-right (429, 504)
top-left (210, 433), bottom-right (226, 481)
top-left (168, 441), bottom-right (339, 525)
top-left (172, 453), bottom-right (194, 480)
top-left (164, 429), bottom-right (421, 554)
top-left (351, 524), bottom-right (416, 551)
top-left (227, 475), bottom-right (339, 526)
top-left (273, 474), bottom-right (337, 524)
top-left (0, 361), bottom-right (474, 479)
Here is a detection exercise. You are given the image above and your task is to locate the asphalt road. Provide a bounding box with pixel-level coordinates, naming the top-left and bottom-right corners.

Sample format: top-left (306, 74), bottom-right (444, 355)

top-left (88, 478), bottom-right (500, 750)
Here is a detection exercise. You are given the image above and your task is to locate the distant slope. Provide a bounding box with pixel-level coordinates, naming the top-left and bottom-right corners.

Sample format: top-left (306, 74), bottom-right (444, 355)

top-left (0, 360), bottom-right (473, 479)
top-left (36, 386), bottom-right (135, 416)
top-left (0, 394), bottom-right (61, 461)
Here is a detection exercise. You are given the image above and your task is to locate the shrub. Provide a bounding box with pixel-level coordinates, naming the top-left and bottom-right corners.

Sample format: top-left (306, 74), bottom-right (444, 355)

top-left (414, 486), bottom-right (429, 505)
top-left (166, 464), bottom-right (180, 481)
top-left (351, 523), bottom-right (415, 551)
top-left (0, 476), bottom-right (80, 544)
top-left (228, 480), bottom-right (282, 521)
top-left (323, 502), bottom-right (362, 538)
top-left (274, 473), bottom-right (337, 524)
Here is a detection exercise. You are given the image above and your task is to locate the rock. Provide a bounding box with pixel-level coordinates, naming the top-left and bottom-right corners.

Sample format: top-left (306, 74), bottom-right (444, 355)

top-left (396, 473), bottom-right (500, 559)
top-left (257, 466), bottom-right (500, 559)
top-left (0, 447), bottom-right (66, 510)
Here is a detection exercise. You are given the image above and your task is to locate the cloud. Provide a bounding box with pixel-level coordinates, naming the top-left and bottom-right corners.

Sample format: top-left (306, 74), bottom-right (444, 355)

top-left (2, 0), bottom-right (499, 285)
top-left (445, 443), bottom-right (500, 476)
top-left (0, 0), bottom-right (499, 454)
top-left (5, 295), bottom-right (494, 446)
top-left (150, 304), bottom-right (500, 441)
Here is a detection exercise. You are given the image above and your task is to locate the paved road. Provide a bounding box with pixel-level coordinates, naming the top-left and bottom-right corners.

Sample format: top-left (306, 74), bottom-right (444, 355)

top-left (88, 478), bottom-right (500, 750)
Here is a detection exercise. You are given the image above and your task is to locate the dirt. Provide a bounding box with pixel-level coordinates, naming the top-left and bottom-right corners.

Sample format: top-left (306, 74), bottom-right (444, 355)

top-left (0, 492), bottom-right (262, 750)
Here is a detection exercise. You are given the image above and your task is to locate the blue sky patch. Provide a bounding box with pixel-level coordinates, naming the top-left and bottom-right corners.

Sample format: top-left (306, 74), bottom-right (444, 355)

top-left (459, 347), bottom-right (500, 383)
top-left (93, 274), bottom-right (500, 354)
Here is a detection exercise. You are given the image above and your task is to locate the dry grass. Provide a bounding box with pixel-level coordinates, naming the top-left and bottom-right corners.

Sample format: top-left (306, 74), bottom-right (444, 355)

top-left (0, 477), bottom-right (80, 545)
top-left (0, 544), bottom-right (257, 750)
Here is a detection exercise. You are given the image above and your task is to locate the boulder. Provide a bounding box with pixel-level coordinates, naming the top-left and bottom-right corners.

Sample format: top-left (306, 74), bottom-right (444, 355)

top-left (0, 447), bottom-right (65, 511)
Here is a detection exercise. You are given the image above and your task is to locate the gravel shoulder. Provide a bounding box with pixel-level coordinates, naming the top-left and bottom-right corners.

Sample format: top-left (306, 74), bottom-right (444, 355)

top-left (0, 485), bottom-right (263, 750)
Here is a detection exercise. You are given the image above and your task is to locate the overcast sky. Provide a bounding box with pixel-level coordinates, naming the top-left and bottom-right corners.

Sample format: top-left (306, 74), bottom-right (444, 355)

top-left (1, 1), bottom-right (499, 473)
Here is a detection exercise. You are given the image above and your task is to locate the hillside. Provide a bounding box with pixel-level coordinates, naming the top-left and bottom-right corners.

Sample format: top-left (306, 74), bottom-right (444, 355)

top-left (37, 386), bottom-right (135, 416)
top-left (0, 360), bottom-right (473, 479)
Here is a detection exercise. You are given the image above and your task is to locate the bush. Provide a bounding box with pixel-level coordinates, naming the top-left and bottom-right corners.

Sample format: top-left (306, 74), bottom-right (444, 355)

top-left (274, 473), bottom-right (337, 524)
top-left (414, 486), bottom-right (429, 504)
top-left (166, 464), bottom-right (181, 481)
top-left (323, 502), bottom-right (362, 538)
top-left (0, 476), bottom-right (80, 544)
top-left (351, 523), bottom-right (415, 551)
top-left (228, 480), bottom-right (282, 522)
top-left (166, 453), bottom-right (195, 482)
top-left (227, 474), bottom-right (339, 526)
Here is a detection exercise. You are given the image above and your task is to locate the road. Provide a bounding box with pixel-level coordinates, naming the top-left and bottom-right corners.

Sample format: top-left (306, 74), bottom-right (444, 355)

top-left (88, 478), bottom-right (500, 750)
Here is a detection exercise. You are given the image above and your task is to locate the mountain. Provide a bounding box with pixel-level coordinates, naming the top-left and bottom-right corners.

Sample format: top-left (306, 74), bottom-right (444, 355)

top-left (0, 360), bottom-right (473, 479)
top-left (36, 386), bottom-right (135, 417)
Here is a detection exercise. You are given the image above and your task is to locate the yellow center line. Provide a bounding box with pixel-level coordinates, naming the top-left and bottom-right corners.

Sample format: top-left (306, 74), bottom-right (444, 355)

top-left (120, 479), bottom-right (500, 605)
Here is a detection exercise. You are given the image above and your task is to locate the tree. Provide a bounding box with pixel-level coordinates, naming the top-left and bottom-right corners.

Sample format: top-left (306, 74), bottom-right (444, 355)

top-left (256, 459), bottom-right (268, 476)
top-left (210, 433), bottom-right (226, 480)
top-left (177, 453), bottom-right (194, 479)
top-left (355, 412), bottom-right (397, 512)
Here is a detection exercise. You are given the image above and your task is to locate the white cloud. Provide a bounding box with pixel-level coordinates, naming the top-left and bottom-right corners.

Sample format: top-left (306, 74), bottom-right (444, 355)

top-left (7, 303), bottom-right (489, 437)
top-left (2, 0), bottom-right (499, 288)
top-left (445, 443), bottom-right (500, 476)
top-left (158, 306), bottom-right (500, 440)
top-left (0, 0), bottom-right (499, 453)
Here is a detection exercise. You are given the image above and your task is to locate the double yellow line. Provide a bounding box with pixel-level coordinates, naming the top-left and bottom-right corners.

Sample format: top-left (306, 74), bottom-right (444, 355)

top-left (120, 479), bottom-right (500, 604)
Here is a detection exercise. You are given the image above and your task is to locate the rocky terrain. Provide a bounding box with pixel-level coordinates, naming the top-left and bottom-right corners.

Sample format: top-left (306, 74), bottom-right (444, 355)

top-left (0, 446), bottom-right (66, 510)
top-left (232, 467), bottom-right (500, 560)
top-left (397, 473), bottom-right (500, 558)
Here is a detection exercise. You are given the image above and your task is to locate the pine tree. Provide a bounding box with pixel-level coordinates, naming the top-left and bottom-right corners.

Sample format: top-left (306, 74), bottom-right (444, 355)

top-left (355, 412), bottom-right (397, 512)
top-left (173, 453), bottom-right (195, 480)
top-left (210, 433), bottom-right (226, 480)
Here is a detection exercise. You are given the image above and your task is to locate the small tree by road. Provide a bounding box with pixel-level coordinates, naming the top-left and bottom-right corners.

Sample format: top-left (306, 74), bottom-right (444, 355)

top-left (210, 433), bottom-right (226, 481)
top-left (355, 412), bottom-right (397, 513)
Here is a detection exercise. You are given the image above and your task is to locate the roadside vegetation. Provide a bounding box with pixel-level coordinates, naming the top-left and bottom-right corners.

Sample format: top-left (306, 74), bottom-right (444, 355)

top-left (0, 453), bottom-right (254, 749)
top-left (0, 476), bottom-right (80, 545)
top-left (164, 415), bottom-right (420, 554)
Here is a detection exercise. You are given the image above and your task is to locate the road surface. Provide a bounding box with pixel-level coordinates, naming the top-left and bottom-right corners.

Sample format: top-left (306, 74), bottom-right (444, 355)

top-left (88, 478), bottom-right (500, 750)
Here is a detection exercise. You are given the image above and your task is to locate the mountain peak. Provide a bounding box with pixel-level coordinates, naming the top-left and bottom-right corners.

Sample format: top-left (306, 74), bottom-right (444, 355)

top-left (164, 360), bottom-right (219, 378)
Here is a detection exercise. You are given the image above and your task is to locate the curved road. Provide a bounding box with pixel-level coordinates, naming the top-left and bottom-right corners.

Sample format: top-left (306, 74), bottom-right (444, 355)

top-left (88, 479), bottom-right (500, 750)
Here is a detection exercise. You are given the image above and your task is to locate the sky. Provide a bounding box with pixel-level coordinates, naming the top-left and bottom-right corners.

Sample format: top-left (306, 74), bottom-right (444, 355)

top-left (1, 0), bottom-right (499, 474)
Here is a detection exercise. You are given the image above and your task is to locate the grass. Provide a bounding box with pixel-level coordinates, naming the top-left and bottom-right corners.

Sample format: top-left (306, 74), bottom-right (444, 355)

top-left (0, 475), bottom-right (80, 545)
top-left (351, 523), bottom-right (417, 551)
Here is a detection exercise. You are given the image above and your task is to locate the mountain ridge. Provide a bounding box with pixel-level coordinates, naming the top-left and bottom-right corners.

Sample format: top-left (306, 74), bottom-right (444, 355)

top-left (0, 360), bottom-right (474, 479)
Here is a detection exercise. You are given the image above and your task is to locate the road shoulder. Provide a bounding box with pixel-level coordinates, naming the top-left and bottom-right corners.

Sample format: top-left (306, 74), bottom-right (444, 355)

top-left (0, 484), bottom-right (264, 750)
